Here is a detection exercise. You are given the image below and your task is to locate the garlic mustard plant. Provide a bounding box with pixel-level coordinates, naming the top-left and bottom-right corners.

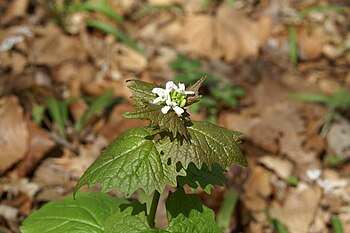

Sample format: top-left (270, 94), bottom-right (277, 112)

top-left (21, 78), bottom-right (247, 233)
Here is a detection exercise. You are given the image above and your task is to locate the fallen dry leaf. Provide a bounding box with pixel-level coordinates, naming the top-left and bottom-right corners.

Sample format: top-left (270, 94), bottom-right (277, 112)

top-left (270, 186), bottom-right (322, 233)
top-left (259, 155), bottom-right (293, 180)
top-left (16, 121), bottom-right (55, 177)
top-left (0, 205), bottom-right (18, 222)
top-left (1, 0), bottom-right (29, 24)
top-left (112, 44), bottom-right (148, 72)
top-left (30, 24), bottom-right (87, 66)
top-left (298, 27), bottom-right (326, 60)
top-left (243, 166), bottom-right (272, 211)
top-left (222, 87), bottom-right (321, 164)
top-left (182, 4), bottom-right (272, 62)
top-left (326, 116), bottom-right (350, 159)
top-left (0, 96), bottom-right (29, 173)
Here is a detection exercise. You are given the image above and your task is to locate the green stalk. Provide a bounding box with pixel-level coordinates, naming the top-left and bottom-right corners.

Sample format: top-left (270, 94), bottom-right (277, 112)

top-left (147, 191), bottom-right (161, 228)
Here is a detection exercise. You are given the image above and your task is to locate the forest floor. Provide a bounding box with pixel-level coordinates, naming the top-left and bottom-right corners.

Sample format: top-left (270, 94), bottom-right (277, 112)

top-left (0, 0), bottom-right (350, 232)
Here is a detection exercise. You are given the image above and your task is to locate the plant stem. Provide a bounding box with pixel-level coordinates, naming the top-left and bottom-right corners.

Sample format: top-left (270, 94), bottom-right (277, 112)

top-left (147, 191), bottom-right (161, 228)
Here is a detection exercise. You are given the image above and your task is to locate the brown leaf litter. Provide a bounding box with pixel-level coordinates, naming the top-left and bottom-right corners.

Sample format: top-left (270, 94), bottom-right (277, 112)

top-left (0, 96), bottom-right (29, 173)
top-left (181, 4), bottom-right (272, 62)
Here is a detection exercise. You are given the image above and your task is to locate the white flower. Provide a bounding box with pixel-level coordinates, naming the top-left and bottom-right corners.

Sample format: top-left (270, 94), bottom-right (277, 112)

top-left (306, 168), bottom-right (322, 181)
top-left (152, 81), bottom-right (178, 104)
top-left (317, 179), bottom-right (347, 193)
top-left (152, 87), bottom-right (170, 104)
top-left (175, 83), bottom-right (195, 95)
top-left (152, 81), bottom-right (193, 116)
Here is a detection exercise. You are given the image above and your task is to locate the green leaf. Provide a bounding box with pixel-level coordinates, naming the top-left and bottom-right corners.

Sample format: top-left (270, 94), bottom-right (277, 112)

top-left (124, 104), bottom-right (189, 137)
top-left (47, 98), bottom-right (68, 137)
top-left (331, 216), bottom-right (343, 233)
top-left (167, 209), bottom-right (221, 233)
top-left (74, 127), bottom-right (180, 196)
top-left (290, 88), bottom-right (350, 110)
top-left (325, 155), bottom-right (345, 165)
top-left (21, 192), bottom-right (127, 233)
top-left (32, 104), bottom-right (45, 125)
top-left (157, 121), bottom-right (247, 169)
top-left (298, 5), bottom-right (347, 18)
top-left (166, 188), bottom-right (222, 233)
top-left (104, 208), bottom-right (158, 233)
top-left (105, 188), bottom-right (222, 233)
top-left (288, 25), bottom-right (298, 65)
top-left (75, 89), bottom-right (115, 132)
top-left (287, 176), bottom-right (299, 187)
top-left (68, 1), bottom-right (124, 24)
top-left (86, 20), bottom-right (143, 54)
top-left (177, 163), bottom-right (227, 194)
top-left (126, 79), bottom-right (159, 107)
top-left (272, 219), bottom-right (289, 233)
top-left (290, 93), bottom-right (330, 105)
top-left (166, 188), bottom-right (203, 221)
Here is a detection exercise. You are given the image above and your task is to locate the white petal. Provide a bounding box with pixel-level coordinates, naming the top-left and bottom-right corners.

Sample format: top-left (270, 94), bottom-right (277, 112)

top-left (306, 168), bottom-right (321, 181)
top-left (166, 99), bottom-right (175, 106)
top-left (178, 83), bottom-right (185, 91)
top-left (161, 106), bottom-right (171, 114)
top-left (165, 81), bottom-right (177, 91)
top-left (153, 96), bottom-right (164, 104)
top-left (317, 179), bottom-right (334, 192)
top-left (173, 106), bottom-right (184, 115)
top-left (184, 90), bottom-right (195, 95)
top-left (152, 88), bottom-right (165, 95)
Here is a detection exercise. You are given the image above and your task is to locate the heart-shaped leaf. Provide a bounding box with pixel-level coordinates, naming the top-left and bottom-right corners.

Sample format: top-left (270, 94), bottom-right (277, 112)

top-left (105, 188), bottom-right (221, 233)
top-left (157, 121), bottom-right (247, 169)
top-left (74, 127), bottom-right (180, 196)
top-left (177, 163), bottom-right (227, 194)
top-left (20, 192), bottom-right (127, 233)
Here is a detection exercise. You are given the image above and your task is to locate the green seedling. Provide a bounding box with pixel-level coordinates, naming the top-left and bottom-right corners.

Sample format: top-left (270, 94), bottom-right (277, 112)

top-left (331, 216), bottom-right (343, 233)
top-left (325, 155), bottom-right (346, 166)
top-left (288, 4), bottom-right (347, 65)
top-left (68, 1), bottom-right (123, 24)
top-left (290, 88), bottom-right (350, 110)
top-left (267, 210), bottom-right (289, 233)
top-left (31, 104), bottom-right (45, 125)
top-left (46, 97), bottom-right (69, 137)
top-left (21, 79), bottom-right (247, 232)
top-left (298, 5), bottom-right (347, 19)
top-left (40, 0), bottom-right (142, 53)
top-left (288, 25), bottom-right (298, 65)
top-left (291, 88), bottom-right (350, 136)
top-left (44, 89), bottom-right (118, 139)
top-left (74, 88), bottom-right (117, 132)
top-left (273, 219), bottom-right (289, 233)
top-left (287, 176), bottom-right (299, 187)
top-left (216, 190), bottom-right (239, 231)
top-left (86, 19), bottom-right (143, 54)
top-left (170, 54), bottom-right (245, 123)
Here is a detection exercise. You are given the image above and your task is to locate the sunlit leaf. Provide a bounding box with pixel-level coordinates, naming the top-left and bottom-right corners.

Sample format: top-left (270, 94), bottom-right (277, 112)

top-left (21, 192), bottom-right (127, 233)
top-left (74, 127), bottom-right (180, 196)
top-left (157, 121), bottom-right (247, 169)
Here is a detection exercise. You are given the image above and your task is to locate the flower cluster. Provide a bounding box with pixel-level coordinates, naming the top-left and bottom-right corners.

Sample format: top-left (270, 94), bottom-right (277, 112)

top-left (152, 81), bottom-right (194, 115)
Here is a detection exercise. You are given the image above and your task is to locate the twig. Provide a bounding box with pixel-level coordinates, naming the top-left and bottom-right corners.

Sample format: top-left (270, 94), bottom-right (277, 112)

top-left (50, 132), bottom-right (80, 154)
